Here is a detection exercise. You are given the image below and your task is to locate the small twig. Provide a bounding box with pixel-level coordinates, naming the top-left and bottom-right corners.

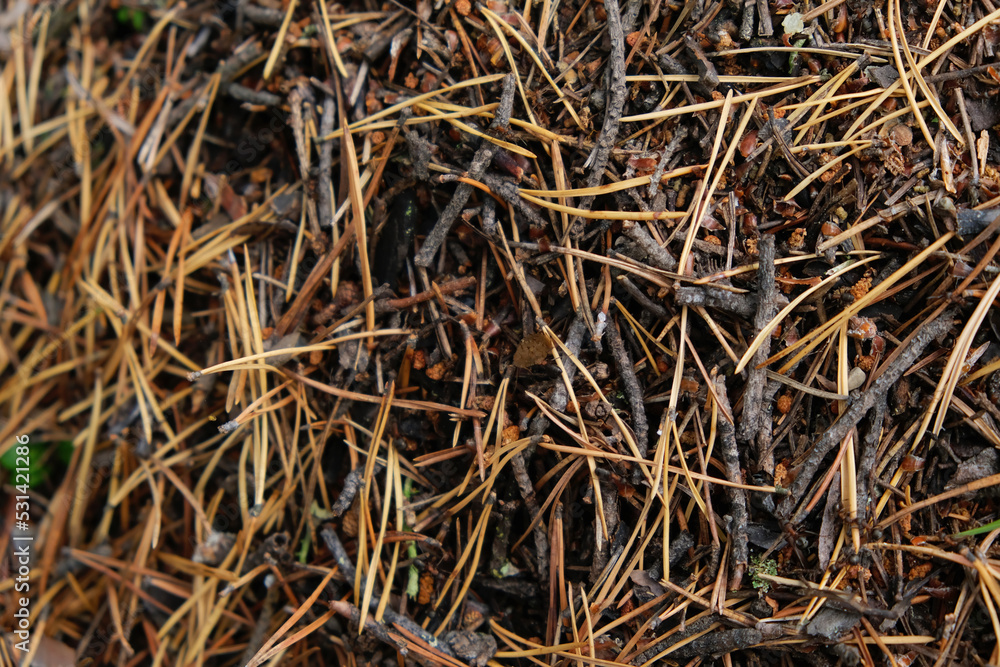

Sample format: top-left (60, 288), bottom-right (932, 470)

top-left (617, 275), bottom-right (670, 320)
top-left (328, 600), bottom-right (407, 652)
top-left (317, 97), bottom-right (336, 227)
top-left (922, 61), bottom-right (1000, 83)
top-left (856, 394), bottom-right (888, 530)
top-left (331, 463), bottom-right (384, 517)
top-left (768, 108), bottom-right (810, 179)
top-left (480, 173), bottom-right (550, 229)
top-left (590, 476), bottom-right (621, 581)
top-left (168, 43), bottom-right (267, 123)
top-left (622, 220), bottom-right (678, 271)
top-left (684, 34), bottom-right (720, 90)
top-left (375, 276), bottom-right (477, 312)
top-left (954, 89), bottom-right (980, 205)
top-left (227, 83), bottom-right (282, 107)
top-left (632, 615), bottom-right (721, 664)
top-left (737, 235), bottom-right (776, 458)
top-left (238, 583), bottom-right (280, 666)
top-left (242, 3), bottom-right (284, 26)
top-left (578, 0), bottom-right (627, 214)
top-left (488, 498), bottom-right (519, 577)
top-left (756, 0), bottom-right (774, 36)
top-left (713, 375), bottom-right (749, 590)
top-left (319, 525), bottom-right (357, 580)
top-left (510, 446), bottom-right (549, 579)
top-left (414, 74), bottom-right (515, 267)
top-left (529, 315), bottom-right (589, 437)
top-left (670, 627), bottom-right (764, 660)
top-left (675, 286), bottom-right (756, 319)
top-left (778, 311), bottom-right (955, 525)
top-left (754, 379), bottom-right (784, 480)
top-left (322, 526), bottom-right (459, 657)
top-left (648, 126), bottom-right (689, 198)
top-left (740, 0), bottom-right (756, 41)
top-left (482, 195), bottom-right (499, 238)
top-left (606, 311), bottom-right (649, 458)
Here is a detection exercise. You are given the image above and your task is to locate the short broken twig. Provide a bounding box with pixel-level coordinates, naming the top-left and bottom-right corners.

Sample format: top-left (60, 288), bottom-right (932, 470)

top-left (415, 74), bottom-right (516, 267)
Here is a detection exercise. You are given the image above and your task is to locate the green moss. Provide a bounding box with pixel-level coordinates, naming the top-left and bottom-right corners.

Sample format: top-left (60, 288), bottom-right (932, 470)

top-left (749, 554), bottom-right (778, 593)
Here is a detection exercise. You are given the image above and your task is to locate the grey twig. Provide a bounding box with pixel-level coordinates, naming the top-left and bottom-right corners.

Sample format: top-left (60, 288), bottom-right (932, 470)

top-left (684, 34), bottom-right (720, 89)
top-left (227, 83), bottom-right (282, 107)
top-left (713, 376), bottom-right (749, 590)
top-left (740, 0), bottom-right (756, 41)
top-left (168, 44), bottom-right (268, 123)
top-left (530, 315), bottom-right (589, 436)
top-left (329, 600), bottom-right (404, 650)
top-left (737, 235), bottom-right (776, 455)
top-left (318, 97), bottom-right (336, 227)
top-left (756, 0), bottom-right (774, 35)
top-left (753, 379), bottom-right (783, 480)
top-left (242, 3), bottom-right (284, 26)
top-left (856, 395), bottom-right (888, 529)
top-left (617, 275), bottom-right (669, 320)
top-left (670, 627), bottom-right (763, 660)
top-left (606, 311), bottom-right (649, 459)
top-left (622, 220), bottom-right (678, 271)
top-left (779, 312), bottom-right (956, 524)
top-left (319, 525), bottom-right (357, 580)
top-left (648, 126), bottom-right (688, 198)
top-left (578, 0), bottom-right (627, 214)
top-left (480, 173), bottom-right (550, 229)
top-left (321, 525), bottom-right (462, 656)
top-left (482, 196), bottom-right (499, 238)
top-left (331, 464), bottom-right (384, 517)
top-left (510, 444), bottom-right (549, 579)
top-left (414, 74), bottom-right (516, 267)
top-left (239, 583), bottom-right (280, 666)
top-left (675, 286), bottom-right (756, 319)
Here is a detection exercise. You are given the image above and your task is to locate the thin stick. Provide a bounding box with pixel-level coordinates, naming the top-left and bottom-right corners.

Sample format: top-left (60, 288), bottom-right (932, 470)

top-left (737, 235), bottom-right (775, 451)
top-left (713, 376), bottom-right (749, 590)
top-left (779, 312), bottom-right (954, 524)
top-left (414, 74), bottom-right (515, 267)
top-left (606, 314), bottom-right (649, 458)
top-left (575, 0), bottom-right (627, 215)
